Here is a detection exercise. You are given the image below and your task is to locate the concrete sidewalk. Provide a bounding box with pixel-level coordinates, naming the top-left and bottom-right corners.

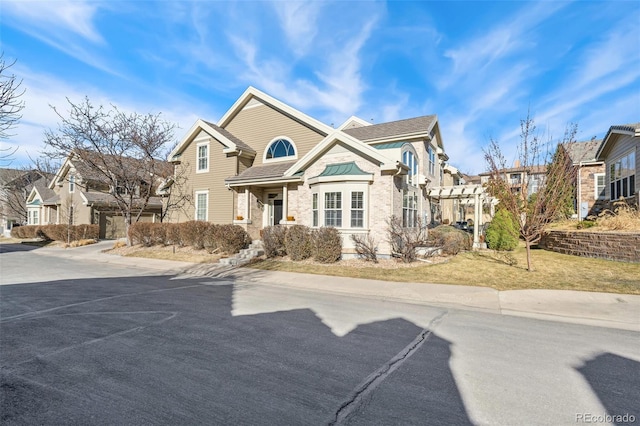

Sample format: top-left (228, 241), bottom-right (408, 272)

top-left (30, 241), bottom-right (640, 332)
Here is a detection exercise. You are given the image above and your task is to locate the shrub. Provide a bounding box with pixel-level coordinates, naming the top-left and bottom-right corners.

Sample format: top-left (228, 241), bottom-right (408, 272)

top-left (313, 227), bottom-right (342, 263)
top-left (179, 221), bottom-right (211, 249)
top-left (595, 200), bottom-right (640, 231)
top-left (485, 209), bottom-right (519, 251)
top-left (576, 220), bottom-right (596, 229)
top-left (387, 216), bottom-right (429, 263)
top-left (351, 233), bottom-right (378, 263)
top-left (205, 224), bottom-right (250, 254)
top-left (262, 225), bottom-right (287, 258)
top-left (165, 223), bottom-right (182, 246)
top-left (285, 225), bottom-right (313, 261)
top-left (428, 225), bottom-right (472, 255)
top-left (11, 225), bottom-right (43, 239)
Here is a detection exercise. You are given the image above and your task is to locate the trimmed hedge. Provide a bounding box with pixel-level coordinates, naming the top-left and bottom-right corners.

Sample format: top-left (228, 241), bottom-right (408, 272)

top-left (285, 225), bottom-right (313, 261)
top-left (313, 227), bottom-right (342, 263)
top-left (11, 224), bottom-right (99, 242)
top-left (127, 221), bottom-right (250, 255)
top-left (262, 225), bottom-right (343, 263)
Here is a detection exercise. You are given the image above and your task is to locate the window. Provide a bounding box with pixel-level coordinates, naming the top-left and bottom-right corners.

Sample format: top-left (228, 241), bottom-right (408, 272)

top-left (197, 143), bottom-right (209, 173)
top-left (402, 150), bottom-right (418, 186)
top-left (195, 191), bottom-right (208, 221)
top-left (29, 210), bottom-right (39, 225)
top-left (403, 190), bottom-right (418, 228)
top-left (324, 192), bottom-right (342, 227)
top-left (312, 193), bottom-right (318, 227)
top-left (351, 192), bottom-right (364, 228)
top-left (595, 173), bottom-right (606, 199)
top-left (609, 150), bottom-right (636, 200)
top-left (69, 175), bottom-right (75, 193)
top-left (265, 138), bottom-right (296, 160)
top-left (428, 145), bottom-right (436, 176)
top-left (68, 206), bottom-right (74, 225)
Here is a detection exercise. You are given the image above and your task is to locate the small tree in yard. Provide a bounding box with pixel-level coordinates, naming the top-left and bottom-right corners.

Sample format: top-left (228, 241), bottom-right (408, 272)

top-left (483, 113), bottom-right (578, 271)
top-left (387, 215), bottom-right (429, 263)
top-left (44, 98), bottom-right (176, 244)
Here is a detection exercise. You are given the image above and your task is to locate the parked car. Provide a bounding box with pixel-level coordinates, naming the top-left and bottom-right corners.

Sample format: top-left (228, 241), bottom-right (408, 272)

top-left (454, 221), bottom-right (469, 231)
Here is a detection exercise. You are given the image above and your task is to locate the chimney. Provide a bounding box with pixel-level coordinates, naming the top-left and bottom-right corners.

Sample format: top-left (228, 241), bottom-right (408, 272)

top-left (513, 159), bottom-right (521, 168)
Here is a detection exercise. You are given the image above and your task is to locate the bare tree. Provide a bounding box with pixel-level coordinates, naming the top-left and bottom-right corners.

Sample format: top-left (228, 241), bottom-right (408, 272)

top-left (0, 53), bottom-right (26, 165)
top-left (483, 113), bottom-right (578, 271)
top-left (387, 215), bottom-right (430, 263)
top-left (43, 97), bottom-right (176, 243)
top-left (158, 145), bottom-right (192, 222)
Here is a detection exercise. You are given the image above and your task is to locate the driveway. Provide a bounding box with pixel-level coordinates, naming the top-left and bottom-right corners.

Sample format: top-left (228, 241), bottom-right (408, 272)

top-left (1, 245), bottom-right (639, 424)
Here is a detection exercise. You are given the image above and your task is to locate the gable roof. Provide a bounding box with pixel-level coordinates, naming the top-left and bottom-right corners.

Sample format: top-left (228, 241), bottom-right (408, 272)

top-left (596, 122), bottom-right (640, 160)
top-left (284, 131), bottom-right (401, 177)
top-left (343, 115), bottom-right (437, 142)
top-left (563, 139), bottom-right (603, 164)
top-left (217, 86), bottom-right (334, 137)
top-left (337, 116), bottom-right (371, 131)
top-left (169, 119), bottom-right (256, 161)
top-left (29, 177), bottom-right (56, 202)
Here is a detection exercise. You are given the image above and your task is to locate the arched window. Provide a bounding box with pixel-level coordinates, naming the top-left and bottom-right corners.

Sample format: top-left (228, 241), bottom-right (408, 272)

top-left (402, 149), bottom-right (418, 186)
top-left (265, 138), bottom-right (296, 160)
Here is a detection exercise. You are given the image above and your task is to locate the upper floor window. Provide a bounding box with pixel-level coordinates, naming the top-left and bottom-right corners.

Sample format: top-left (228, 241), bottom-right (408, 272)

top-left (265, 137), bottom-right (296, 161)
top-left (197, 142), bottom-right (209, 173)
top-left (428, 145), bottom-right (436, 176)
top-left (69, 174), bottom-right (75, 193)
top-left (402, 149), bottom-right (418, 186)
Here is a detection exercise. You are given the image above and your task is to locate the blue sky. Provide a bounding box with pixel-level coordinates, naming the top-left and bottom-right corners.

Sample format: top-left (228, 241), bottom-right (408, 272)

top-left (2, 0), bottom-right (639, 174)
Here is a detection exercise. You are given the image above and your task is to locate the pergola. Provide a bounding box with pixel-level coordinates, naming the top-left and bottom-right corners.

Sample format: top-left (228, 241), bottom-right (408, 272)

top-left (427, 184), bottom-right (497, 248)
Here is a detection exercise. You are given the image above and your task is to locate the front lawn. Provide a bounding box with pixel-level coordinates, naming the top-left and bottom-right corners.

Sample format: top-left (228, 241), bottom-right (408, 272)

top-left (249, 244), bottom-right (640, 295)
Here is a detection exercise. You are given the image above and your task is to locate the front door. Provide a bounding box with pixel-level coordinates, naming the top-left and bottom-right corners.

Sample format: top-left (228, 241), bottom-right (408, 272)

top-left (264, 192), bottom-right (283, 226)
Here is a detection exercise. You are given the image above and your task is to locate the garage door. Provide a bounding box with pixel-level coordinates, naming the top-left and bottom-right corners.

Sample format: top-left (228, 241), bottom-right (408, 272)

top-left (99, 213), bottom-right (156, 239)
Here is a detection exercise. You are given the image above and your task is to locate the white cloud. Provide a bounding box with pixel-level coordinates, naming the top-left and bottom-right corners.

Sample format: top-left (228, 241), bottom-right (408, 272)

top-left (271, 2), bottom-right (323, 57)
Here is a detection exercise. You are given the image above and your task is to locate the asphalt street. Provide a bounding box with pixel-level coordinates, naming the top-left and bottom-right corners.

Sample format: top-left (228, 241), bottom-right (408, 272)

top-left (1, 245), bottom-right (639, 425)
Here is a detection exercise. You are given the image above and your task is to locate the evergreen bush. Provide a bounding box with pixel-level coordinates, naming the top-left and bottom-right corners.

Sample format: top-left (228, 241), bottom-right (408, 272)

top-left (485, 209), bottom-right (519, 251)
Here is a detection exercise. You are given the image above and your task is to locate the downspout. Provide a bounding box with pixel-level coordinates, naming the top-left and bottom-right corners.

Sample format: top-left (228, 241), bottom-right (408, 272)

top-left (577, 161), bottom-right (582, 220)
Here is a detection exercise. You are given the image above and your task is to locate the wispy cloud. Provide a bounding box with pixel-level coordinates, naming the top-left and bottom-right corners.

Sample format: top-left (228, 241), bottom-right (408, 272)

top-left (270, 2), bottom-right (323, 58)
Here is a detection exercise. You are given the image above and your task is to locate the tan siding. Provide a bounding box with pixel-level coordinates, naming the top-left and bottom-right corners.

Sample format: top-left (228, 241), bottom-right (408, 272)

top-left (175, 131), bottom-right (237, 223)
top-left (224, 104), bottom-right (325, 165)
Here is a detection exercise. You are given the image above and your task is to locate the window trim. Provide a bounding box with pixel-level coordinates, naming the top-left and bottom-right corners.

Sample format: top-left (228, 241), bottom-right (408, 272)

top-left (310, 183), bottom-right (368, 230)
top-left (263, 136), bottom-right (298, 163)
top-left (69, 174), bottom-right (75, 193)
top-left (402, 147), bottom-right (419, 187)
top-left (608, 150), bottom-right (636, 200)
top-left (194, 190), bottom-right (209, 221)
top-left (196, 142), bottom-right (210, 173)
top-left (324, 191), bottom-right (342, 227)
top-left (594, 173), bottom-right (606, 200)
top-left (428, 145), bottom-right (436, 176)
top-left (350, 191), bottom-right (364, 228)
top-left (312, 193), bottom-right (318, 227)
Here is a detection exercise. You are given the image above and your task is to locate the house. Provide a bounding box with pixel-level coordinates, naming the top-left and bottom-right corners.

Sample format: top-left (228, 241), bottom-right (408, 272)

top-left (0, 168), bottom-right (47, 237)
top-left (562, 139), bottom-right (605, 218)
top-left (479, 163), bottom-right (547, 197)
top-left (169, 87), bottom-right (458, 256)
top-left (37, 151), bottom-right (170, 239)
top-left (596, 123), bottom-right (639, 207)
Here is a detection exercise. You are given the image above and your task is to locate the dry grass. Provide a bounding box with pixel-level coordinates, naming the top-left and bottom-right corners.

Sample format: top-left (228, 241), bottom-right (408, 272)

top-left (63, 239), bottom-right (97, 248)
top-left (249, 244), bottom-right (640, 295)
top-left (549, 201), bottom-right (640, 232)
top-left (107, 243), bottom-right (223, 264)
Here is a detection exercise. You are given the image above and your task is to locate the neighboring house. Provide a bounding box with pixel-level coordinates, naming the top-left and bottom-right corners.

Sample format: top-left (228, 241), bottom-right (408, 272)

top-left (596, 123), bottom-right (639, 207)
top-left (25, 176), bottom-right (57, 225)
top-left (479, 163), bottom-right (547, 197)
top-left (169, 86), bottom-right (455, 256)
top-left (562, 139), bottom-right (606, 218)
top-left (0, 168), bottom-right (46, 237)
top-left (42, 151), bottom-right (170, 239)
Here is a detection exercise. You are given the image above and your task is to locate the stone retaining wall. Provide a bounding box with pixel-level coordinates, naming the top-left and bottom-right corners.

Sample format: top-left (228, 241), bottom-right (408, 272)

top-left (539, 230), bottom-right (640, 263)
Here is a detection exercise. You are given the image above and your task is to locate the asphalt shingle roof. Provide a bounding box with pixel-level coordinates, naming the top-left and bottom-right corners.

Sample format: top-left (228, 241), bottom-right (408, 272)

top-left (225, 161), bottom-right (298, 183)
top-left (563, 140), bottom-right (603, 164)
top-left (202, 120), bottom-right (256, 153)
top-left (343, 115), bottom-right (436, 141)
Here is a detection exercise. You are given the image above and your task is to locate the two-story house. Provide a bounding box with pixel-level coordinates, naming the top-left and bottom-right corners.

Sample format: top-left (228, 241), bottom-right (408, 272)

top-left (479, 163), bottom-right (547, 198)
top-left (169, 87), bottom-right (452, 257)
top-left (30, 150), bottom-right (170, 239)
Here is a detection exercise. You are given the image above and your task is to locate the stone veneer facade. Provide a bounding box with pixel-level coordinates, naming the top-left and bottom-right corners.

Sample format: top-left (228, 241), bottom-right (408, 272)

top-left (539, 230), bottom-right (640, 263)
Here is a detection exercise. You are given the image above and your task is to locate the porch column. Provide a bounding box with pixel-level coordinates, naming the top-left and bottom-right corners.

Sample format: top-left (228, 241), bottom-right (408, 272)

top-left (473, 193), bottom-right (480, 249)
top-left (245, 188), bottom-right (250, 220)
top-left (282, 184), bottom-right (288, 222)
